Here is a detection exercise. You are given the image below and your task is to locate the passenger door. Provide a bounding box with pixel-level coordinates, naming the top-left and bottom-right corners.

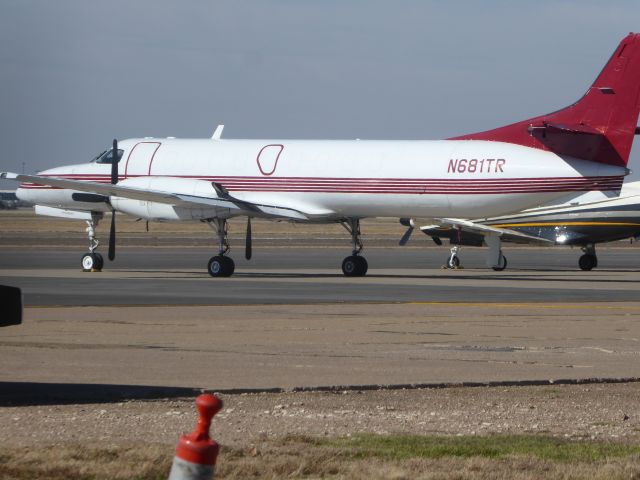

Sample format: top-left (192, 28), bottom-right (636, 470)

top-left (124, 142), bottom-right (161, 178)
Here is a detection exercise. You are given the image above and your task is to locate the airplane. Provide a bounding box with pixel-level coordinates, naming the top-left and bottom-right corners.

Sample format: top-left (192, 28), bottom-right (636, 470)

top-left (2, 33), bottom-right (640, 277)
top-left (409, 180), bottom-right (640, 271)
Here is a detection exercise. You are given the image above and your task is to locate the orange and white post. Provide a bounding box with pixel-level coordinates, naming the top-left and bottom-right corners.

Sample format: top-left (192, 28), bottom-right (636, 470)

top-left (168, 393), bottom-right (223, 480)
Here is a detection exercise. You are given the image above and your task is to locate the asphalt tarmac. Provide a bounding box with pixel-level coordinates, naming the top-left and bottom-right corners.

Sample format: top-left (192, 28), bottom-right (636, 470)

top-left (2, 245), bottom-right (640, 399)
top-left (1, 246), bottom-right (640, 306)
top-left (2, 300), bottom-right (640, 398)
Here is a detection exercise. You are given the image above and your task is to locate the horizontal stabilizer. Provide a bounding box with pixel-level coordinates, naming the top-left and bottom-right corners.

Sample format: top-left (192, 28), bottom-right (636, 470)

top-left (529, 123), bottom-right (602, 136)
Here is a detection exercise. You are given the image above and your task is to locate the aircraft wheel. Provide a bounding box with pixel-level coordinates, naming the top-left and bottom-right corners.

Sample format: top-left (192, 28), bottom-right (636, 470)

top-left (578, 254), bottom-right (597, 271)
top-left (342, 255), bottom-right (368, 277)
top-left (81, 253), bottom-right (102, 272)
top-left (492, 254), bottom-right (507, 271)
top-left (355, 255), bottom-right (368, 276)
top-left (93, 253), bottom-right (104, 270)
top-left (446, 255), bottom-right (460, 269)
top-left (208, 255), bottom-right (235, 277)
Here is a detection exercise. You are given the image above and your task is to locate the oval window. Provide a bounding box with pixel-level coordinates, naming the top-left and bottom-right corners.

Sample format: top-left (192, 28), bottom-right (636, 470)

top-left (256, 144), bottom-right (284, 176)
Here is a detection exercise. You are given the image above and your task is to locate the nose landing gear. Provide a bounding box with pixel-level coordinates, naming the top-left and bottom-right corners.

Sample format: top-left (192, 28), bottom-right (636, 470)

top-left (81, 213), bottom-right (104, 272)
top-left (206, 218), bottom-right (235, 277)
top-left (341, 218), bottom-right (368, 277)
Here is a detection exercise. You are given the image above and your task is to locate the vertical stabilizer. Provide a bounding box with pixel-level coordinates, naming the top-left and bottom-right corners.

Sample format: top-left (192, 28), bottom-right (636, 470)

top-left (452, 33), bottom-right (640, 167)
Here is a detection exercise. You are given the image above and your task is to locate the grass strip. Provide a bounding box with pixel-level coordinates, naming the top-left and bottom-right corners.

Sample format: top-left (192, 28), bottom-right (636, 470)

top-left (319, 433), bottom-right (640, 463)
top-left (2, 436), bottom-right (640, 479)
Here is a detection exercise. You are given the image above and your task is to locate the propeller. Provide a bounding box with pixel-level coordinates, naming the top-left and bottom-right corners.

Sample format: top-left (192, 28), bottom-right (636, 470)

top-left (108, 212), bottom-right (116, 260)
top-left (245, 217), bottom-right (252, 260)
top-left (108, 139), bottom-right (118, 261)
top-left (110, 138), bottom-right (119, 185)
top-left (399, 218), bottom-right (415, 246)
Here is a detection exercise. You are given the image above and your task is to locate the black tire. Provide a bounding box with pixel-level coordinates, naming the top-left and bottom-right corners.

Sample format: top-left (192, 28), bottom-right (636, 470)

top-left (81, 253), bottom-right (100, 272)
top-left (342, 255), bottom-right (368, 277)
top-left (578, 254), bottom-right (597, 271)
top-left (222, 256), bottom-right (235, 276)
top-left (208, 255), bottom-right (235, 277)
top-left (492, 254), bottom-right (507, 271)
top-left (94, 253), bottom-right (104, 270)
top-left (342, 256), bottom-right (358, 276)
top-left (446, 255), bottom-right (460, 269)
top-left (355, 255), bottom-right (368, 276)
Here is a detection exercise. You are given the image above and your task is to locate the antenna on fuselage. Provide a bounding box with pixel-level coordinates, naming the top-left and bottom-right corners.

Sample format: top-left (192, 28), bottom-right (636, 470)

top-left (211, 125), bottom-right (224, 140)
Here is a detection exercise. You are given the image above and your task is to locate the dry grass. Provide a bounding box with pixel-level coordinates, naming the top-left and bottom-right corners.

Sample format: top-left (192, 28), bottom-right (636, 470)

top-left (2, 435), bottom-right (640, 479)
top-left (0, 444), bottom-right (172, 480)
top-left (0, 209), bottom-right (407, 247)
top-left (0, 209), bottom-right (402, 235)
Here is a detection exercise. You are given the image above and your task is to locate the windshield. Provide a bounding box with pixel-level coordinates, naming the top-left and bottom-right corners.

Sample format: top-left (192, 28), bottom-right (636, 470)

top-left (92, 148), bottom-right (124, 164)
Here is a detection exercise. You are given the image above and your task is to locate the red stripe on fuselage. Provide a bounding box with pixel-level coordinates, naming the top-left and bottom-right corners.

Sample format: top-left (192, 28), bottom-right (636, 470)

top-left (19, 173), bottom-right (623, 195)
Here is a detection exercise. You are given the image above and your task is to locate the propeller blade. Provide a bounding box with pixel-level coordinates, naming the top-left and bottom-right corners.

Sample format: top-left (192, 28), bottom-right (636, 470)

top-left (111, 138), bottom-right (118, 185)
top-left (399, 226), bottom-right (414, 246)
top-left (398, 218), bottom-right (415, 246)
top-left (245, 217), bottom-right (252, 260)
top-left (108, 211), bottom-right (116, 261)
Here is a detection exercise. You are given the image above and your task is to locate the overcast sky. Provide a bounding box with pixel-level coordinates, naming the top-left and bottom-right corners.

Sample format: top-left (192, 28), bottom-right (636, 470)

top-left (1, 0), bottom-right (639, 189)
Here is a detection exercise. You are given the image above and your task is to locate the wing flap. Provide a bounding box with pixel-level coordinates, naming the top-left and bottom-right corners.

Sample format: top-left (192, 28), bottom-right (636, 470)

top-left (425, 217), bottom-right (554, 245)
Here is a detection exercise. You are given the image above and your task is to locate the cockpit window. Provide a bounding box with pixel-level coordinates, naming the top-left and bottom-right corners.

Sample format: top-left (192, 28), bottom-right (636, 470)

top-left (92, 149), bottom-right (124, 164)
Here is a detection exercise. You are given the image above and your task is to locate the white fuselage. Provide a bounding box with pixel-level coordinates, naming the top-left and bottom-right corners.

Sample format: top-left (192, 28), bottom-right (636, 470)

top-left (18, 138), bottom-right (626, 221)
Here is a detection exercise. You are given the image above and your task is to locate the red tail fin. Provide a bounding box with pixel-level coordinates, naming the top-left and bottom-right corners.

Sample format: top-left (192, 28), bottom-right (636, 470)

top-left (452, 33), bottom-right (640, 167)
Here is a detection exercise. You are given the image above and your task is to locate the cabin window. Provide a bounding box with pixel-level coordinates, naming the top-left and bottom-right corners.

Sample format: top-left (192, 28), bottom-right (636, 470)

top-left (92, 148), bottom-right (124, 164)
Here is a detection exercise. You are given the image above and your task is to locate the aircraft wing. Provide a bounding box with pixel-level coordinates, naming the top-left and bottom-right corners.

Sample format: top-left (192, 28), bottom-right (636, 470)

top-left (1, 172), bottom-right (309, 221)
top-left (422, 217), bottom-right (554, 245)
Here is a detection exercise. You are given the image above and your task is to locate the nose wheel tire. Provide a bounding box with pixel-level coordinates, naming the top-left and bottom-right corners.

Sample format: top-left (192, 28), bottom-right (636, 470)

top-left (81, 252), bottom-right (103, 272)
top-left (208, 255), bottom-right (235, 277)
top-left (492, 254), bottom-right (507, 271)
top-left (342, 255), bottom-right (368, 277)
top-left (578, 254), bottom-right (598, 271)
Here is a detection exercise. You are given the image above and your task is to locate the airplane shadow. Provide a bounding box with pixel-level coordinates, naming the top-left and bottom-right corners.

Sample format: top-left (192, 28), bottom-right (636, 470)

top-left (0, 381), bottom-right (203, 407)
top-left (115, 269), bottom-right (640, 284)
top-left (233, 270), bottom-right (640, 284)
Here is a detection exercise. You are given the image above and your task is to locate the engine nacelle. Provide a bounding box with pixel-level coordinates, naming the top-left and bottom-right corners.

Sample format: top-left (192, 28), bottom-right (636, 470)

top-left (110, 176), bottom-right (227, 221)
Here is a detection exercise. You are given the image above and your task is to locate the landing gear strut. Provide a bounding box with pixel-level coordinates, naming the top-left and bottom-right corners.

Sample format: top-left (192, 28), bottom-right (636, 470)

top-left (491, 252), bottom-right (508, 271)
top-left (485, 235), bottom-right (507, 271)
top-left (206, 218), bottom-right (235, 277)
top-left (81, 213), bottom-right (104, 272)
top-left (578, 244), bottom-right (598, 271)
top-left (445, 245), bottom-right (461, 269)
top-left (341, 218), bottom-right (368, 277)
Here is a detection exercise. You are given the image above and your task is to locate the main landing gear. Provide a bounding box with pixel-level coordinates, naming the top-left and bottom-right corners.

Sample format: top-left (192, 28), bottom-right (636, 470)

top-left (81, 213), bottom-right (104, 272)
top-left (206, 218), bottom-right (235, 277)
top-left (444, 245), bottom-right (462, 269)
top-left (443, 240), bottom-right (507, 271)
top-left (491, 252), bottom-right (508, 271)
top-left (578, 244), bottom-right (598, 271)
top-left (341, 218), bottom-right (368, 277)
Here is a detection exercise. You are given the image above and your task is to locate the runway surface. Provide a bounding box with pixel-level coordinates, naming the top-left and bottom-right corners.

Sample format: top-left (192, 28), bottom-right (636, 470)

top-left (1, 246), bottom-right (640, 306)
top-left (3, 302), bottom-right (640, 397)
top-left (2, 245), bottom-right (640, 398)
